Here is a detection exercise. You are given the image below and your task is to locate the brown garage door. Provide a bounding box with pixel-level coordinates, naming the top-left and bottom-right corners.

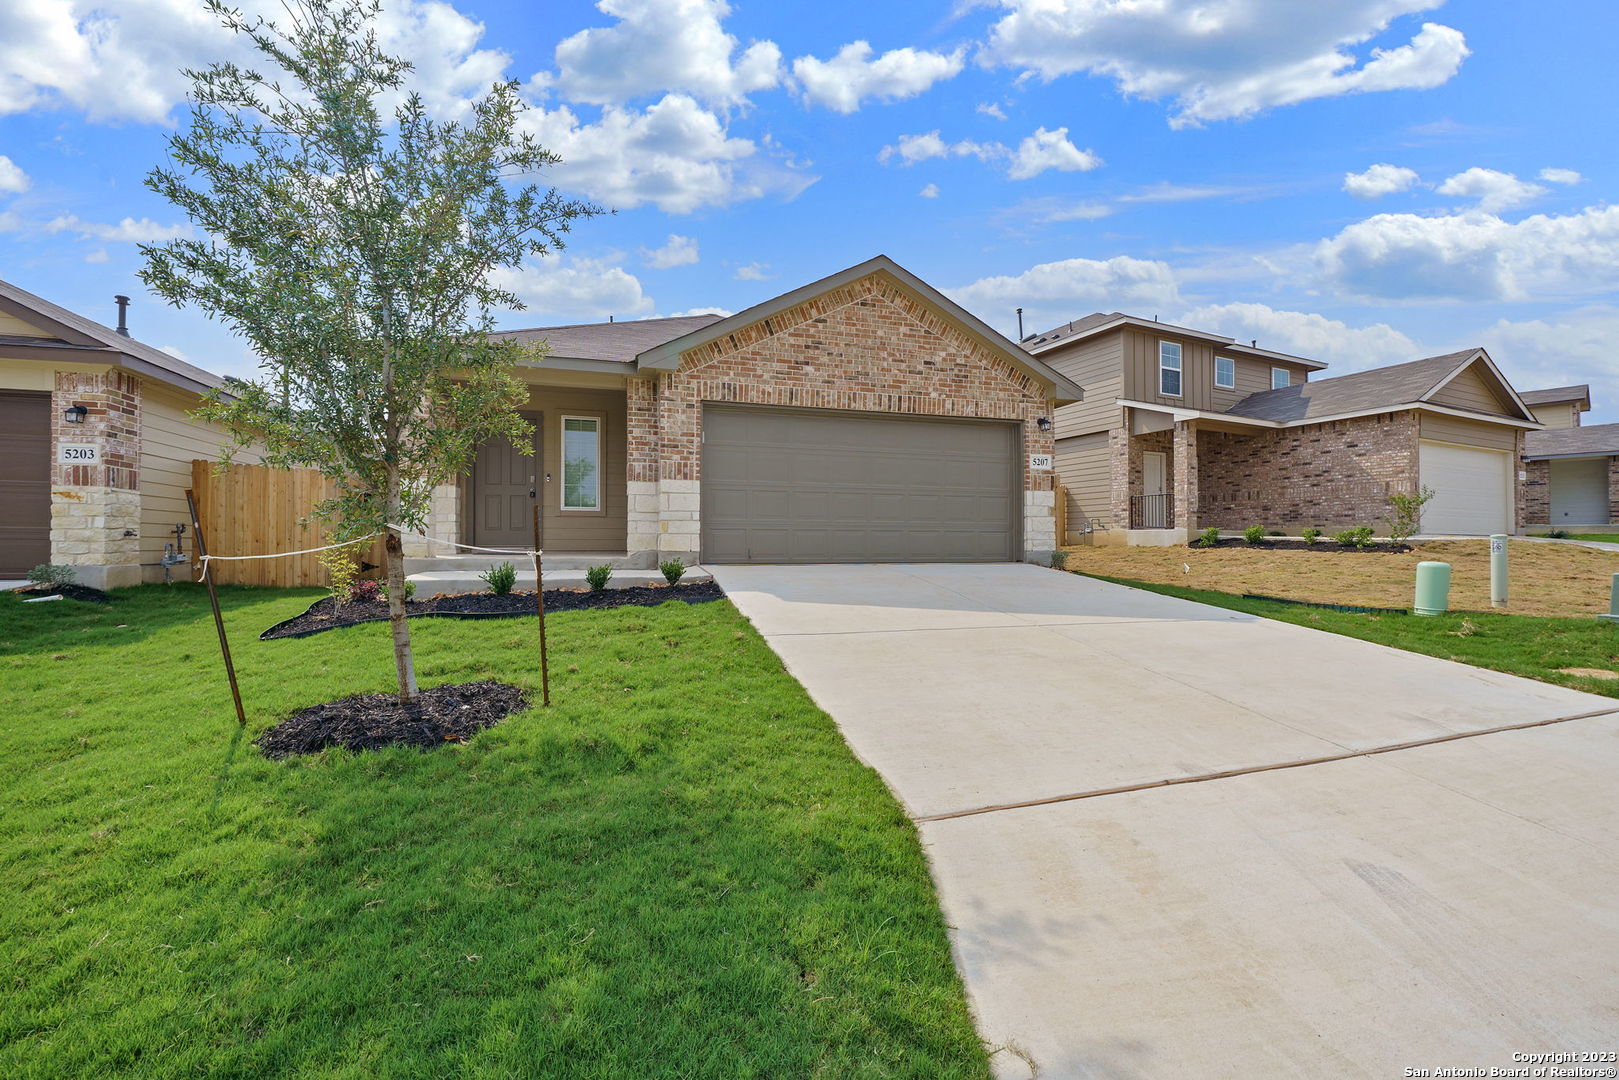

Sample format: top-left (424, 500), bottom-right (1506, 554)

top-left (0, 390), bottom-right (51, 576)
top-left (701, 405), bottom-right (1019, 563)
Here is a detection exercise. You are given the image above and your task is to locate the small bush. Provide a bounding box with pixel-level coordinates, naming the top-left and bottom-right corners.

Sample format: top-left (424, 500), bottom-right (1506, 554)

top-left (480, 561), bottom-right (518, 595)
top-left (1385, 485), bottom-right (1437, 543)
top-left (1546, 528), bottom-right (1570, 539)
top-left (585, 564), bottom-right (614, 592)
top-left (1192, 526), bottom-right (1221, 548)
top-left (1332, 526), bottom-right (1375, 550)
top-left (659, 558), bottom-right (687, 585)
top-left (1050, 551), bottom-right (1069, 572)
top-left (348, 579), bottom-right (381, 603)
top-left (379, 579), bottom-right (416, 603)
top-left (1242, 524), bottom-right (1268, 546)
top-left (1301, 527), bottom-right (1322, 545)
top-left (27, 564), bottom-right (77, 588)
top-left (318, 540), bottom-right (361, 608)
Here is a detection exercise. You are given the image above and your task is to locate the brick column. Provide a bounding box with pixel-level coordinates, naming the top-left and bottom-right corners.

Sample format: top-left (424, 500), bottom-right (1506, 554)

top-left (1022, 408), bottom-right (1057, 561)
top-left (51, 370), bottom-right (143, 589)
top-left (1609, 457), bottom-right (1619, 524)
top-left (654, 372), bottom-right (700, 563)
top-left (1520, 459), bottom-right (1550, 527)
top-left (1172, 420), bottom-right (1199, 534)
top-left (625, 375), bottom-right (660, 564)
top-left (1108, 424), bottom-right (1131, 530)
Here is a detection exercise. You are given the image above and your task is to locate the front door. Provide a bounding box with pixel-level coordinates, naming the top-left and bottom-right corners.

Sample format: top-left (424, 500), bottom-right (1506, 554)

top-left (1140, 451), bottom-right (1168, 529)
top-left (473, 420), bottom-right (540, 548)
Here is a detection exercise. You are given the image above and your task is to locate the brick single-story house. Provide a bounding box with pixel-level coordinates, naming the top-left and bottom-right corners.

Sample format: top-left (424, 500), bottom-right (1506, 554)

top-left (0, 279), bottom-right (256, 587)
top-left (1518, 385), bottom-right (1619, 529)
top-left (402, 255), bottom-right (1083, 572)
top-left (1033, 312), bottom-right (1541, 543)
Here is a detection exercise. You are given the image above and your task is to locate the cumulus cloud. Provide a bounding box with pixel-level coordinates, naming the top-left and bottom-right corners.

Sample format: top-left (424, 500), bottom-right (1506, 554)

top-left (1006, 126), bottom-right (1101, 180)
top-left (1315, 205), bottom-right (1619, 302)
top-left (0, 154), bottom-right (28, 193)
top-left (877, 130), bottom-right (1005, 167)
top-left (1435, 167), bottom-right (1546, 212)
top-left (919, 183), bottom-right (940, 198)
top-left (490, 255), bottom-right (652, 322)
top-left (981, 1), bottom-right (1468, 128)
top-left (733, 262), bottom-right (773, 281)
top-left (45, 214), bottom-right (196, 243)
top-left (1539, 167), bottom-right (1583, 186)
top-left (946, 255), bottom-right (1181, 337)
top-left (1343, 163), bottom-right (1419, 199)
top-left (84, 248), bottom-right (109, 264)
top-left (791, 41), bottom-right (964, 114)
top-left (651, 306), bottom-right (733, 319)
top-left (1178, 301), bottom-right (1419, 372)
top-left (639, 234), bottom-right (699, 269)
top-left (524, 93), bottom-right (814, 214)
top-left (977, 102), bottom-right (1007, 120)
top-left (540, 0), bottom-right (780, 107)
top-left (1471, 305), bottom-right (1619, 417)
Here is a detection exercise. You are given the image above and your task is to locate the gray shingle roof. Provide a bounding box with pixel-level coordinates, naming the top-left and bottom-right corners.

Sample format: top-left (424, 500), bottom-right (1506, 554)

top-left (491, 314), bottom-right (725, 364)
top-left (1223, 349), bottom-right (1484, 423)
top-left (1524, 422), bottom-right (1619, 459)
top-left (1519, 384), bottom-right (1590, 407)
top-left (1023, 312), bottom-right (1123, 349)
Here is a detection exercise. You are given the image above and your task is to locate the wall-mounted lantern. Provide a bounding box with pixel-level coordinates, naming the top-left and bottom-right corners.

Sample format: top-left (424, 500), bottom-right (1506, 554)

top-left (62, 404), bottom-right (88, 425)
top-left (1035, 416), bottom-right (1052, 433)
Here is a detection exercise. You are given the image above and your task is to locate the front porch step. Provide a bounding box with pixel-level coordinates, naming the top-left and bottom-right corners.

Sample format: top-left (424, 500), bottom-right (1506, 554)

top-left (403, 552), bottom-right (652, 575)
top-left (406, 567), bottom-right (712, 595)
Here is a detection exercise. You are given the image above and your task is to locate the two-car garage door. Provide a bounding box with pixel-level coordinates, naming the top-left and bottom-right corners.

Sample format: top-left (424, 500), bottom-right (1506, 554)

top-left (1419, 441), bottom-right (1512, 535)
top-left (701, 405), bottom-right (1019, 563)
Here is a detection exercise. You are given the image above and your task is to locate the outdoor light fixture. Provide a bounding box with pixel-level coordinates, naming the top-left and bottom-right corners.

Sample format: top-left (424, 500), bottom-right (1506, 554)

top-left (1035, 416), bottom-right (1052, 433)
top-left (63, 404), bottom-right (88, 425)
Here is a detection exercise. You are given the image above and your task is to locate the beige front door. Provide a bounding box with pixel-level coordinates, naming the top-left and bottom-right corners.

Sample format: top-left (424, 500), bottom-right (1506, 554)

top-left (1142, 451), bottom-right (1167, 496)
top-left (473, 420), bottom-right (540, 548)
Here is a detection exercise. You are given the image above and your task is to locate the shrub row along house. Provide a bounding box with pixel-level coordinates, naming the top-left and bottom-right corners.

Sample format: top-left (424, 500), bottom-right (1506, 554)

top-left (4, 257), bottom-right (1613, 586)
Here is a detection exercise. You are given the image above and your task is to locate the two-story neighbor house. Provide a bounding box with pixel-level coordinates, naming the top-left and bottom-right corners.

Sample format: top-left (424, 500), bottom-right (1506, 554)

top-left (1034, 313), bottom-right (1541, 544)
top-left (1519, 384), bottom-right (1619, 529)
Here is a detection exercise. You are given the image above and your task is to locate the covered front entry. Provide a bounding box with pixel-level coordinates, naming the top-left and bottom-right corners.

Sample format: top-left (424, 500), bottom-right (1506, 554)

top-left (700, 405), bottom-right (1020, 563)
top-left (1419, 440), bottom-right (1512, 534)
top-left (0, 389), bottom-right (50, 576)
top-left (472, 422), bottom-right (538, 548)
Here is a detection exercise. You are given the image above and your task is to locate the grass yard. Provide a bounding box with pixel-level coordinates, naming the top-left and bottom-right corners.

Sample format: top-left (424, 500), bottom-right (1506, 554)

top-left (1530, 533), bottom-right (1619, 545)
top-left (1062, 538), bottom-right (1619, 618)
top-left (0, 586), bottom-right (988, 1079)
top-left (1075, 573), bottom-right (1619, 697)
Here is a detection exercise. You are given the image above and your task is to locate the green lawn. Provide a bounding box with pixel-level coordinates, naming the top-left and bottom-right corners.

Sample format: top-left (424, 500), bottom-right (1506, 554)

top-left (0, 586), bottom-right (987, 1079)
top-left (1079, 573), bottom-right (1619, 698)
top-left (1530, 533), bottom-right (1619, 545)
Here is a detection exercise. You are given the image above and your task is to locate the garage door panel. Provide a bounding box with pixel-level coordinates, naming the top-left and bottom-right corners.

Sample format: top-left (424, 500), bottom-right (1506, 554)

top-left (1419, 442), bottom-right (1511, 535)
top-left (702, 406), bottom-right (1018, 563)
top-left (0, 391), bottom-right (51, 576)
top-left (1549, 458), bottom-right (1610, 525)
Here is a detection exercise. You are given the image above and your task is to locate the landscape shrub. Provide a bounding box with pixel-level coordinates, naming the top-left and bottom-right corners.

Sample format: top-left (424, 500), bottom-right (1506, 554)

top-left (585, 564), bottom-right (614, 592)
top-left (380, 580), bottom-right (416, 603)
top-left (1242, 524), bottom-right (1268, 545)
top-left (480, 561), bottom-right (518, 595)
top-left (317, 541), bottom-right (361, 608)
top-left (349, 579), bottom-right (382, 603)
top-left (26, 564), bottom-right (77, 588)
top-left (1193, 526), bottom-right (1221, 548)
top-left (1332, 526), bottom-right (1375, 550)
top-left (1546, 528), bottom-right (1570, 539)
top-left (1301, 527), bottom-right (1322, 545)
top-left (1385, 485), bottom-right (1437, 543)
top-left (659, 558), bottom-right (687, 585)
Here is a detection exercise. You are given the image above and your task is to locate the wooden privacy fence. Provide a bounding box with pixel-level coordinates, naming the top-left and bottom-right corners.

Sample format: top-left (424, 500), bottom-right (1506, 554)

top-left (189, 460), bottom-right (387, 587)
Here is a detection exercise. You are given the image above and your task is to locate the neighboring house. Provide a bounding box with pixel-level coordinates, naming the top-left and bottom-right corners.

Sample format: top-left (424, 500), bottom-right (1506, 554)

top-left (402, 255), bottom-right (1082, 571)
top-left (0, 280), bottom-right (255, 586)
top-left (1520, 384), bottom-right (1618, 529)
top-left (1033, 312), bottom-right (1540, 543)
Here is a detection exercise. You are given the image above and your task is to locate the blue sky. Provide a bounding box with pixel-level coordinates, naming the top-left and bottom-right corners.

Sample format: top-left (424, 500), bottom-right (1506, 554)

top-left (2, 0), bottom-right (1616, 419)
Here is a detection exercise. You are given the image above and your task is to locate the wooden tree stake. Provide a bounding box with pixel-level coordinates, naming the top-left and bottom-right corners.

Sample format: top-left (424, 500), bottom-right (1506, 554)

top-left (186, 488), bottom-right (247, 726)
top-left (532, 504), bottom-right (551, 706)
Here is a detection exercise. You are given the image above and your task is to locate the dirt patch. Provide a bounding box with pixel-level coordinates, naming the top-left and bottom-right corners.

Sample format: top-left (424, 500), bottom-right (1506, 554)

top-left (262, 581), bottom-right (724, 639)
top-left (1061, 539), bottom-right (1619, 618)
top-left (1559, 667), bottom-right (1619, 680)
top-left (256, 680), bottom-right (529, 759)
top-left (15, 584), bottom-right (114, 604)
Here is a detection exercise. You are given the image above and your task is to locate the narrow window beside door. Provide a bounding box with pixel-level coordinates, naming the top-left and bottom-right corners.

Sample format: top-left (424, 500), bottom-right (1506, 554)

top-left (1214, 355), bottom-right (1235, 390)
top-left (1159, 341), bottom-right (1182, 397)
top-left (562, 416), bottom-right (600, 510)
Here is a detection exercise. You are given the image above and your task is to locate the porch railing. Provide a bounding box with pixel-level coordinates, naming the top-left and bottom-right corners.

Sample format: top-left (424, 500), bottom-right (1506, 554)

top-left (1131, 493), bottom-right (1172, 530)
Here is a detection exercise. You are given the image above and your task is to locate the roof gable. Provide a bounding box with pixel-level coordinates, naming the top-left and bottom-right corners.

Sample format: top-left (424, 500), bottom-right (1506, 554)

top-left (490, 314), bottom-right (724, 365)
top-left (1224, 348), bottom-right (1534, 425)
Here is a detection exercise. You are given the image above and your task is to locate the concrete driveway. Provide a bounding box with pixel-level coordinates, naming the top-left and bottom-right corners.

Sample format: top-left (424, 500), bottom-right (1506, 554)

top-left (712, 563), bottom-right (1619, 1079)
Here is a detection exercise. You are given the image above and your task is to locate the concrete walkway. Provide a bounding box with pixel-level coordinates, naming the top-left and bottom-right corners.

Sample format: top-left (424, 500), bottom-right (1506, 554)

top-left (712, 563), bottom-right (1619, 1079)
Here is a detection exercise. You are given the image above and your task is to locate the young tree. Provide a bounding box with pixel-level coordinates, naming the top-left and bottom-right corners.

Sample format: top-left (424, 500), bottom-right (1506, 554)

top-left (142, 0), bottom-right (600, 702)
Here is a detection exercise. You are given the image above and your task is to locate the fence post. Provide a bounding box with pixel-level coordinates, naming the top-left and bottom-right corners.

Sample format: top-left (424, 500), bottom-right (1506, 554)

top-left (186, 488), bottom-right (247, 726)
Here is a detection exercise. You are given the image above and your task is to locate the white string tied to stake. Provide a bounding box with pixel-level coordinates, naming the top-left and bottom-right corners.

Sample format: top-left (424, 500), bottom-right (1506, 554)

top-left (196, 527), bottom-right (540, 579)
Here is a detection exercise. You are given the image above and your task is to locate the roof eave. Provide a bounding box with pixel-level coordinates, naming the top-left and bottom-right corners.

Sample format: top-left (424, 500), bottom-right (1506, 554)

top-left (1418, 348), bottom-right (1537, 422)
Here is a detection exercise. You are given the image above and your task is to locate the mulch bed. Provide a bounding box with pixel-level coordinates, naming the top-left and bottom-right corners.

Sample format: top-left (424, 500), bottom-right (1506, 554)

top-left (15, 584), bottom-right (114, 603)
top-left (256, 680), bottom-right (529, 759)
top-left (1194, 539), bottom-right (1412, 554)
top-left (261, 580), bottom-right (725, 640)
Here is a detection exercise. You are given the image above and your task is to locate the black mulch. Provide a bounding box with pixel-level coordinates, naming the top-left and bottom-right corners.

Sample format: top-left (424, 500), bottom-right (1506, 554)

top-left (256, 679), bottom-right (529, 759)
top-left (15, 584), bottom-right (114, 603)
top-left (261, 580), bottom-right (725, 640)
top-left (1193, 538), bottom-right (1412, 554)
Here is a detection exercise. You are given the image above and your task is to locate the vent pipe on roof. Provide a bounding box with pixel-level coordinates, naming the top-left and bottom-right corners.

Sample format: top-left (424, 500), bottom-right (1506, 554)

top-left (114, 295), bottom-right (131, 337)
top-left (608, 314), bottom-right (614, 323)
top-left (1251, 339), bottom-right (1257, 347)
top-left (1016, 307), bottom-right (1023, 340)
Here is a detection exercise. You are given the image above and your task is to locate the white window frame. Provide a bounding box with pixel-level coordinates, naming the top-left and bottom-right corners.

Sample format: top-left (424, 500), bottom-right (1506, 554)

top-left (1158, 341), bottom-right (1183, 398)
top-left (1270, 366), bottom-right (1291, 391)
top-left (559, 414), bottom-right (603, 512)
top-left (1214, 355), bottom-right (1236, 390)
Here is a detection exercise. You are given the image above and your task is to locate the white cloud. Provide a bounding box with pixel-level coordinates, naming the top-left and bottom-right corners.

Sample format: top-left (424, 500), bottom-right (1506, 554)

top-left (982, 2), bottom-right (1469, 128)
top-left (524, 93), bottom-right (813, 214)
top-left (977, 102), bottom-right (1007, 120)
top-left (1471, 306), bottom-right (1619, 418)
top-left (1539, 167), bottom-right (1583, 186)
top-left (878, 130), bottom-right (1006, 167)
top-left (734, 262), bottom-right (773, 281)
top-left (158, 343), bottom-right (191, 363)
top-left (45, 214), bottom-right (196, 243)
top-left (0, 154), bottom-right (28, 193)
top-left (919, 183), bottom-right (940, 199)
top-left (651, 306), bottom-right (733, 319)
top-left (1343, 163), bottom-right (1419, 199)
top-left (1116, 181), bottom-right (1267, 203)
top-left (0, 0), bottom-right (512, 124)
top-left (791, 41), bottom-right (963, 114)
top-left (1178, 301), bottom-right (1419, 372)
top-left (490, 255), bottom-right (652, 322)
top-left (1007, 126), bottom-right (1101, 180)
top-left (1435, 167), bottom-right (1546, 212)
top-left (84, 248), bottom-right (108, 264)
top-left (639, 233), bottom-right (699, 269)
top-left (540, 0), bottom-right (780, 107)
top-left (1315, 205), bottom-right (1619, 302)
top-left (946, 255), bottom-right (1181, 337)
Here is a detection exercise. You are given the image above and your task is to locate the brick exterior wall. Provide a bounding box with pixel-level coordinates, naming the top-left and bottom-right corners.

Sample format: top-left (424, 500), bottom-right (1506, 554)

top-left (641, 272), bottom-right (1058, 560)
top-left (50, 369), bottom-right (143, 587)
top-left (1172, 421), bottom-right (1199, 532)
top-left (1196, 411), bottom-right (1420, 531)
top-left (1611, 457), bottom-right (1619, 523)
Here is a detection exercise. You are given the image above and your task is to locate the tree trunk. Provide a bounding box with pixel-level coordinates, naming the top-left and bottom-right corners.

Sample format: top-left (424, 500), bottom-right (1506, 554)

top-left (385, 512), bottom-right (419, 705)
